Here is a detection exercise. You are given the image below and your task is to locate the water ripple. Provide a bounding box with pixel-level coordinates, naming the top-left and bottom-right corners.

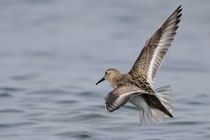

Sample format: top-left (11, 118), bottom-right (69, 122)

top-left (0, 87), bottom-right (26, 92)
top-left (0, 93), bottom-right (12, 97)
top-left (56, 100), bottom-right (78, 104)
top-left (0, 109), bottom-right (24, 114)
top-left (11, 73), bottom-right (39, 81)
top-left (56, 131), bottom-right (93, 139)
top-left (0, 122), bottom-right (36, 129)
top-left (72, 113), bottom-right (109, 121)
top-left (27, 89), bottom-right (69, 95)
top-left (168, 121), bottom-right (205, 126)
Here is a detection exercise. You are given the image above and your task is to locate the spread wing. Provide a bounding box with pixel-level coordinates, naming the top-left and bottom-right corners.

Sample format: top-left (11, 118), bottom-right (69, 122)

top-left (129, 5), bottom-right (182, 85)
top-left (104, 86), bottom-right (145, 112)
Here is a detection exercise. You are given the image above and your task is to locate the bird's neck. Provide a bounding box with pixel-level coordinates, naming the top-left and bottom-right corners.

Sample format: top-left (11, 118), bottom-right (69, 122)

top-left (109, 73), bottom-right (124, 88)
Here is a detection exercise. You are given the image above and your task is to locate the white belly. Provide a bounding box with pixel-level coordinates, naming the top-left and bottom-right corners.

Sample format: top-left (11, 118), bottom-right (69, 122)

top-left (129, 95), bottom-right (148, 110)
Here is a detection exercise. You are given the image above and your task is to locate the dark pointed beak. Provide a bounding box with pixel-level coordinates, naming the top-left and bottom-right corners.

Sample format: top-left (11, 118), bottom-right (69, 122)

top-left (96, 77), bottom-right (105, 85)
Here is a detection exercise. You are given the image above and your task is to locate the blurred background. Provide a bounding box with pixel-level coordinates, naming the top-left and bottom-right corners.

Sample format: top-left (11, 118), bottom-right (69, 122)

top-left (0, 0), bottom-right (210, 139)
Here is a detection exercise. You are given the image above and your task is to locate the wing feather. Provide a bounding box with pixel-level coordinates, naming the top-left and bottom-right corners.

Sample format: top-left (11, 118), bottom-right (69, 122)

top-left (104, 86), bottom-right (145, 112)
top-left (130, 5), bottom-right (182, 85)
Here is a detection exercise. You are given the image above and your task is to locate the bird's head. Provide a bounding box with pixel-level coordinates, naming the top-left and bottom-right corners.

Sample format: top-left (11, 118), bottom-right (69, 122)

top-left (96, 68), bottom-right (122, 88)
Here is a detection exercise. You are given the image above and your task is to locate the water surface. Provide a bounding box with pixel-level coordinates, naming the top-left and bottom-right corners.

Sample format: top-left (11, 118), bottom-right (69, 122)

top-left (0, 0), bottom-right (210, 139)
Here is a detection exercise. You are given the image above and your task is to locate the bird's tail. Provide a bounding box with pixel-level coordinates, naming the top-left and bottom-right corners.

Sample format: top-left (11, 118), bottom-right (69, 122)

top-left (156, 85), bottom-right (174, 112)
top-left (139, 85), bottom-right (174, 126)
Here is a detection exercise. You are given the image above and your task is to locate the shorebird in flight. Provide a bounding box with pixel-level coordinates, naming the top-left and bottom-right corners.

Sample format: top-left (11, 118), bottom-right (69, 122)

top-left (96, 5), bottom-right (182, 125)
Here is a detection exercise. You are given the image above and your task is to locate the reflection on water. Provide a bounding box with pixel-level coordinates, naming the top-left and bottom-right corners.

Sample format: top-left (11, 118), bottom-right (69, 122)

top-left (0, 0), bottom-right (210, 139)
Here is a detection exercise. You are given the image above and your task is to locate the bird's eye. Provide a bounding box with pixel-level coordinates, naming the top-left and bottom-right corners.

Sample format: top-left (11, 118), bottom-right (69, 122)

top-left (105, 72), bottom-right (107, 75)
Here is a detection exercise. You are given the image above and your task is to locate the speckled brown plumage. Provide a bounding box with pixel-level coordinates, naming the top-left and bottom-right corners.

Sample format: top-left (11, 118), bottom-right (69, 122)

top-left (96, 5), bottom-right (182, 125)
top-left (130, 5), bottom-right (182, 84)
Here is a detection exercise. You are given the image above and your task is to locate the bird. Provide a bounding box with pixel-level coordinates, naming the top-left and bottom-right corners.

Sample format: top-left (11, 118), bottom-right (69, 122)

top-left (96, 5), bottom-right (182, 125)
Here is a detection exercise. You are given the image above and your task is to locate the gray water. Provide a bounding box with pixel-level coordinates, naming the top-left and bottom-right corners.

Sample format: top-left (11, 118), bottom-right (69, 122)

top-left (0, 0), bottom-right (210, 140)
